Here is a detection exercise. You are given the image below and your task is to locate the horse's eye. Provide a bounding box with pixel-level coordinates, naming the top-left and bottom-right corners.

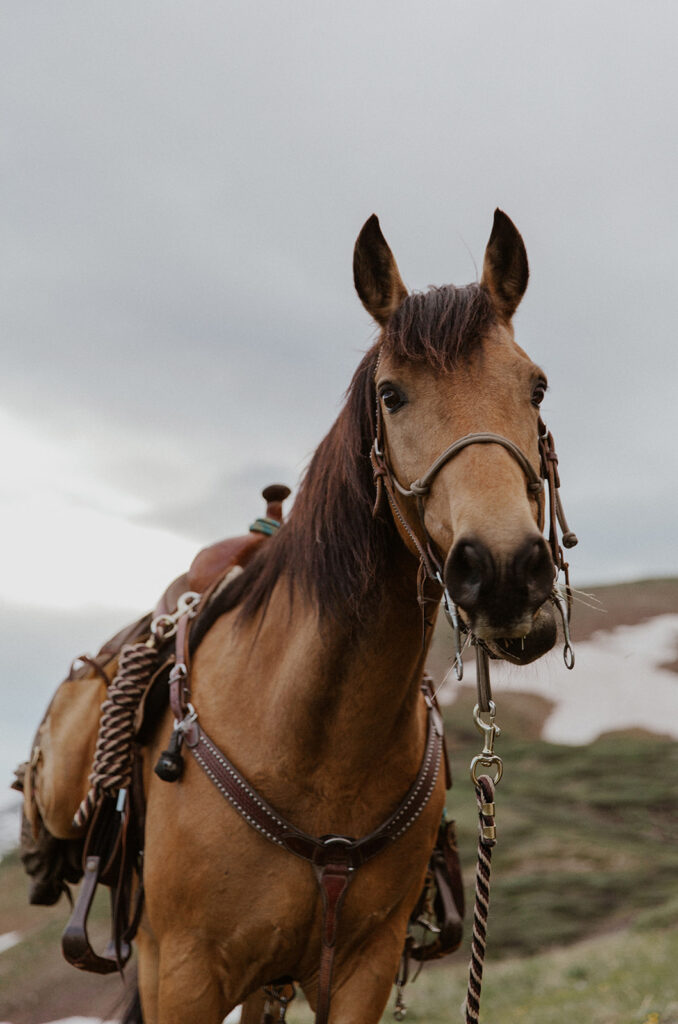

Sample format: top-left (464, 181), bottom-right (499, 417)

top-left (379, 386), bottom-right (406, 413)
top-left (532, 380), bottom-right (547, 407)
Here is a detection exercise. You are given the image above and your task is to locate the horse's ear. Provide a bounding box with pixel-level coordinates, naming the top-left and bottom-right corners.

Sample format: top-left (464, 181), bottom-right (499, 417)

top-left (481, 209), bottom-right (529, 321)
top-left (353, 215), bottom-right (408, 325)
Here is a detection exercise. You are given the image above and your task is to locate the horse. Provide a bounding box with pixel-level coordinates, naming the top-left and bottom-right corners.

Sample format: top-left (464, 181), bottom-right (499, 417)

top-left (128, 209), bottom-right (559, 1023)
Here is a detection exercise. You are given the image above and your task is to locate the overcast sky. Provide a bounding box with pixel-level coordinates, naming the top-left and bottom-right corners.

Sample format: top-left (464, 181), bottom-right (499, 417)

top-left (1, 3), bottom-right (677, 777)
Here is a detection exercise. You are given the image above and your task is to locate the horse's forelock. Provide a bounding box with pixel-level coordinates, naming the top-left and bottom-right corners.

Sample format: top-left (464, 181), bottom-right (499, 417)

top-left (383, 283), bottom-right (496, 370)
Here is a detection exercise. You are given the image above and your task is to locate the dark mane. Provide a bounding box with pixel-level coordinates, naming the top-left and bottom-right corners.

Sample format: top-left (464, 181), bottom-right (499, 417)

top-left (383, 283), bottom-right (496, 369)
top-left (191, 283), bottom-right (493, 647)
top-left (190, 345), bottom-right (396, 647)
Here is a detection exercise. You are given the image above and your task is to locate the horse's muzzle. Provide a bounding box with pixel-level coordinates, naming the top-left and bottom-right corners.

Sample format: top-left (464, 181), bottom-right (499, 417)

top-left (482, 602), bottom-right (557, 665)
top-left (443, 534), bottom-right (555, 654)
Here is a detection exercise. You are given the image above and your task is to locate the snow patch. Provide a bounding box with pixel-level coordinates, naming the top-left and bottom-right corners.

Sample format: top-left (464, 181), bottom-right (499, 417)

top-left (0, 931), bottom-right (21, 954)
top-left (453, 614), bottom-right (678, 744)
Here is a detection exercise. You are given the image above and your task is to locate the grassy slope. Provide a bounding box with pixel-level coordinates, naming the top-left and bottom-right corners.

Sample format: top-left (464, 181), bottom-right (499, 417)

top-left (290, 711), bottom-right (678, 1024)
top-left (386, 925), bottom-right (678, 1024)
top-left (444, 690), bottom-right (678, 957)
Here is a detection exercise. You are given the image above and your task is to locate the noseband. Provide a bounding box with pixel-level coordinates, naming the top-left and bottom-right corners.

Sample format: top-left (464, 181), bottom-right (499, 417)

top-left (372, 422), bottom-right (575, 571)
top-left (387, 432), bottom-right (543, 500)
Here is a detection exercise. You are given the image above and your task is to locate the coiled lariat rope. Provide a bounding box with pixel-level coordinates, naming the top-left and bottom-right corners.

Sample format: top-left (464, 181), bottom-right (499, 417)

top-left (72, 592), bottom-right (200, 831)
top-left (73, 641), bottom-right (158, 830)
top-left (464, 774), bottom-right (497, 1024)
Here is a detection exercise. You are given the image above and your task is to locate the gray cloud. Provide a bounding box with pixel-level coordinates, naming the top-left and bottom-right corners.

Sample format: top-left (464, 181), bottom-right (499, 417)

top-left (1, 0), bottom-right (677, 586)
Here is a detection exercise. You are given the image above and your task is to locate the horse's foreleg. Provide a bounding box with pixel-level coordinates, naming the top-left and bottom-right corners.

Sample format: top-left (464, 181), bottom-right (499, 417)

top-left (136, 925), bottom-right (160, 1024)
top-left (155, 934), bottom-right (233, 1024)
top-left (310, 928), bottom-right (405, 1024)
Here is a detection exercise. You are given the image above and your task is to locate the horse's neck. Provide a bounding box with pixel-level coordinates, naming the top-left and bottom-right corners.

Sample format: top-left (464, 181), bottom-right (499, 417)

top-left (194, 544), bottom-right (430, 773)
top-left (250, 549), bottom-right (429, 772)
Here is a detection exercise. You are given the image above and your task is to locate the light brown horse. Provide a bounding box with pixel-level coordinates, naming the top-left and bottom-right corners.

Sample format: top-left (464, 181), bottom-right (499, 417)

top-left (133, 210), bottom-right (558, 1023)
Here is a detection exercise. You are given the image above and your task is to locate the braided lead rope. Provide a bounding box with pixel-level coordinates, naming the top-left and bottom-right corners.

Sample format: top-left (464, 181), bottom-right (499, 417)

top-left (73, 641), bottom-right (158, 829)
top-left (464, 774), bottom-right (496, 1024)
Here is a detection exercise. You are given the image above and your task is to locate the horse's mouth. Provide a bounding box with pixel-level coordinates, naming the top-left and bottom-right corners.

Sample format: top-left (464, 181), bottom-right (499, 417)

top-left (462, 600), bottom-right (557, 666)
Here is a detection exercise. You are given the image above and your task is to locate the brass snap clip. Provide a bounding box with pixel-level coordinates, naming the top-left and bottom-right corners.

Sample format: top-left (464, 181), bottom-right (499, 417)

top-left (150, 591), bottom-right (202, 644)
top-left (470, 701), bottom-right (504, 785)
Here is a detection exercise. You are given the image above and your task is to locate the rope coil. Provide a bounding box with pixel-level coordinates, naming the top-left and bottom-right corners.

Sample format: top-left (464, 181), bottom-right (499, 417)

top-left (73, 640), bottom-right (158, 829)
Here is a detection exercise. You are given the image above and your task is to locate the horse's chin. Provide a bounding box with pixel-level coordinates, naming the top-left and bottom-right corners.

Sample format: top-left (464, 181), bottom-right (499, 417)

top-left (471, 602), bottom-right (557, 666)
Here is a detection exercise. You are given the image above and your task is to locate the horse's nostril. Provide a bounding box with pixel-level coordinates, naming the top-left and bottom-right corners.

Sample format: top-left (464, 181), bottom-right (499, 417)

top-left (444, 539), bottom-right (495, 612)
top-left (513, 536), bottom-right (554, 606)
top-left (463, 544), bottom-right (484, 582)
top-left (527, 542), bottom-right (540, 567)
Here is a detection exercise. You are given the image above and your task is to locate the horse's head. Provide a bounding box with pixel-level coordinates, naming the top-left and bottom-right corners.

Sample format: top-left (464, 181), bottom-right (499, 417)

top-left (354, 210), bottom-right (558, 664)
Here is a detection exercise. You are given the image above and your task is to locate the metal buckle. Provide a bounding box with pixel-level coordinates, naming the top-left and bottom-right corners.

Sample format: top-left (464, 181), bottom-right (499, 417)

top-left (322, 835), bottom-right (353, 848)
top-left (150, 591), bottom-right (201, 643)
top-left (175, 702), bottom-right (198, 733)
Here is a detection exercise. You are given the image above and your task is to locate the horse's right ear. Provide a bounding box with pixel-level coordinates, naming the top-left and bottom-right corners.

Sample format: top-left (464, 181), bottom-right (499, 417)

top-left (353, 215), bottom-right (408, 326)
top-left (481, 209), bottom-right (529, 322)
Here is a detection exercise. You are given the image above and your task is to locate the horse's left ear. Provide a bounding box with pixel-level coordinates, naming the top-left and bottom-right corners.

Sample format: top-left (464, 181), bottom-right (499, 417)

top-left (481, 209), bottom-right (529, 322)
top-left (353, 215), bottom-right (408, 326)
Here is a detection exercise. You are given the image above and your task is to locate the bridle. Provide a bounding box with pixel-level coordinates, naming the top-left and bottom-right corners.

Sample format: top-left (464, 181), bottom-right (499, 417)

top-left (369, 393), bottom-right (578, 671)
